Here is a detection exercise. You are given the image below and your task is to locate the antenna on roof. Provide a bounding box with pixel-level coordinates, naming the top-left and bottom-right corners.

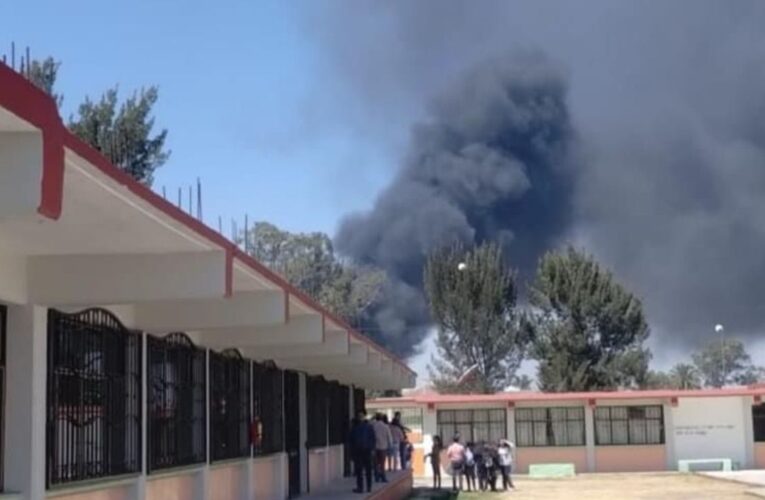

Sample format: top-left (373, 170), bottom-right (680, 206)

top-left (11, 42), bottom-right (15, 70)
top-left (187, 185), bottom-right (192, 216)
top-left (177, 187), bottom-right (182, 209)
top-left (196, 178), bottom-right (202, 220)
top-left (218, 216), bottom-right (223, 234)
top-left (244, 213), bottom-right (249, 253)
top-left (26, 46), bottom-right (30, 79)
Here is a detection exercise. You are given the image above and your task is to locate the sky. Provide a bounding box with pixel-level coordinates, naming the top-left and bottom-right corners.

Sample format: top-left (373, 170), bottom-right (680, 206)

top-left (4, 0), bottom-right (393, 237)
top-left (6, 1), bottom-right (765, 385)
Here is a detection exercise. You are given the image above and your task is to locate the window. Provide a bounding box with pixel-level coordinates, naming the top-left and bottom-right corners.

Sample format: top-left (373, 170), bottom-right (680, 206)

top-left (46, 308), bottom-right (142, 486)
top-left (752, 404), bottom-right (765, 442)
top-left (376, 407), bottom-right (423, 431)
top-left (306, 375), bottom-right (329, 448)
top-left (252, 361), bottom-right (284, 456)
top-left (210, 349), bottom-right (251, 461)
top-left (515, 407), bottom-right (585, 447)
top-left (147, 333), bottom-right (206, 471)
top-left (595, 406), bottom-right (664, 445)
top-left (437, 409), bottom-right (506, 444)
top-left (328, 382), bottom-right (350, 446)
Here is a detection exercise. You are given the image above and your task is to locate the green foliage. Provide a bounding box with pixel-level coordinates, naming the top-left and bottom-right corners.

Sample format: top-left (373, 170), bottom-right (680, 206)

top-left (27, 57), bottom-right (63, 107)
top-left (243, 221), bottom-right (385, 325)
top-left (27, 57), bottom-right (168, 185)
top-left (424, 242), bottom-right (531, 394)
top-left (692, 338), bottom-right (764, 387)
top-left (529, 246), bottom-right (651, 392)
top-left (640, 363), bottom-right (701, 390)
top-left (68, 87), bottom-right (169, 185)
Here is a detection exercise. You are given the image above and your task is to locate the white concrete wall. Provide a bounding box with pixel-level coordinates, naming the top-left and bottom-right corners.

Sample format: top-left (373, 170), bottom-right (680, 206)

top-left (0, 253), bottom-right (27, 304)
top-left (0, 132), bottom-right (44, 218)
top-left (671, 396), bottom-right (751, 468)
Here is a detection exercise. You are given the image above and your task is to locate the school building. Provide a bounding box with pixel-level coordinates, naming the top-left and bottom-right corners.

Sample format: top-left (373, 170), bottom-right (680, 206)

top-left (369, 386), bottom-right (765, 477)
top-left (0, 62), bottom-right (415, 500)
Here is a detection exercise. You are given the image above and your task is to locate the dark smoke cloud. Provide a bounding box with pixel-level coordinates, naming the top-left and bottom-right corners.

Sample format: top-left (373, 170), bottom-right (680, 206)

top-left (335, 54), bottom-right (575, 355)
top-left (303, 1), bottom-right (765, 362)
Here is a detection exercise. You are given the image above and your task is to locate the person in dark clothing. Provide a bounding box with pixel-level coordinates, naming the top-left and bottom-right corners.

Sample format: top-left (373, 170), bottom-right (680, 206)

top-left (392, 411), bottom-right (412, 468)
top-left (348, 411), bottom-right (375, 493)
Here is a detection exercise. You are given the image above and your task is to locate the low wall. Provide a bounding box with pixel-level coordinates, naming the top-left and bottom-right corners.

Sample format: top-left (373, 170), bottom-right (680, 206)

top-left (48, 484), bottom-right (131, 500)
top-left (515, 446), bottom-right (588, 474)
top-left (209, 461), bottom-right (246, 500)
top-left (253, 453), bottom-right (285, 500)
top-left (595, 445), bottom-right (666, 472)
top-left (146, 470), bottom-right (197, 500)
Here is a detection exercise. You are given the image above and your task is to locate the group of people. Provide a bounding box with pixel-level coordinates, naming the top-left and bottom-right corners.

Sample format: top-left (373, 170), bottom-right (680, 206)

top-left (426, 434), bottom-right (515, 492)
top-left (348, 410), bottom-right (414, 494)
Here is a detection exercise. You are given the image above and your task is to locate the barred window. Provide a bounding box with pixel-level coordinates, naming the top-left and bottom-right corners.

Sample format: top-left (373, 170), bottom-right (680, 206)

top-left (306, 376), bottom-right (329, 448)
top-left (437, 409), bottom-right (506, 444)
top-left (595, 406), bottom-right (664, 445)
top-left (328, 382), bottom-right (350, 446)
top-left (253, 361), bottom-right (284, 456)
top-left (376, 407), bottom-right (423, 431)
top-left (353, 387), bottom-right (366, 416)
top-left (147, 333), bottom-right (206, 471)
top-left (516, 407), bottom-right (585, 447)
top-left (754, 404), bottom-right (765, 442)
top-left (210, 349), bottom-right (251, 461)
top-left (46, 308), bottom-right (142, 486)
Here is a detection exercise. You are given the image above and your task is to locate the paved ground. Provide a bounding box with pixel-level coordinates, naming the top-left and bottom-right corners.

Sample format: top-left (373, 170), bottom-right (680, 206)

top-left (412, 473), bottom-right (754, 499)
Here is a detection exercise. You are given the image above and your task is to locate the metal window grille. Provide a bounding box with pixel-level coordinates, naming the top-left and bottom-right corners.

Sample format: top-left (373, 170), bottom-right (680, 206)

top-left (147, 332), bottom-right (206, 471)
top-left (210, 349), bottom-right (251, 461)
top-left (754, 404), bottom-right (765, 442)
top-left (306, 376), bottom-right (329, 449)
top-left (353, 387), bottom-right (366, 416)
top-left (0, 305), bottom-right (5, 491)
top-left (46, 308), bottom-right (142, 486)
top-left (252, 361), bottom-right (284, 456)
top-left (594, 405), bottom-right (664, 445)
top-left (515, 407), bottom-right (585, 447)
top-left (328, 382), bottom-right (350, 446)
top-left (436, 408), bottom-right (506, 444)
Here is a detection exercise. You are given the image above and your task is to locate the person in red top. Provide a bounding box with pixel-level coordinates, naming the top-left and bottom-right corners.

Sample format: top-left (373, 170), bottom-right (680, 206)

top-left (446, 435), bottom-right (466, 492)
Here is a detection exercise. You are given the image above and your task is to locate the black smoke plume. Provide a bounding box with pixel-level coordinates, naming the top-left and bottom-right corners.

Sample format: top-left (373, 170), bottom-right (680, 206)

top-left (336, 53), bottom-right (575, 356)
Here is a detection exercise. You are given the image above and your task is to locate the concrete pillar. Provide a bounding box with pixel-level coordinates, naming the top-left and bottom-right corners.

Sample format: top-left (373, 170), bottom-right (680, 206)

top-left (299, 373), bottom-right (308, 494)
top-left (506, 407), bottom-right (515, 444)
top-left (422, 406), bottom-right (438, 478)
top-left (132, 333), bottom-right (149, 500)
top-left (663, 403), bottom-right (676, 471)
top-left (743, 396), bottom-right (755, 469)
top-left (584, 405), bottom-right (596, 472)
top-left (4, 305), bottom-right (47, 499)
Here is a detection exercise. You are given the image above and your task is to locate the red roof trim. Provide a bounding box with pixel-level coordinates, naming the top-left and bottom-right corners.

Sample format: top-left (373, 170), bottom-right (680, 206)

top-left (0, 62), bottom-right (413, 376)
top-left (369, 387), bottom-right (765, 405)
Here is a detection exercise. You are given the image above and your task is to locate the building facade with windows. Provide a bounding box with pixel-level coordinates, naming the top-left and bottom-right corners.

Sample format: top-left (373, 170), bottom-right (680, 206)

top-left (0, 63), bottom-right (415, 500)
top-left (369, 387), bottom-right (765, 477)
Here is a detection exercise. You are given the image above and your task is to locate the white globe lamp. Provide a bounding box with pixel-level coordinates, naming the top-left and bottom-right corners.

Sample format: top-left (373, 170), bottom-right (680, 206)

top-left (457, 262), bottom-right (467, 271)
top-left (715, 324), bottom-right (724, 333)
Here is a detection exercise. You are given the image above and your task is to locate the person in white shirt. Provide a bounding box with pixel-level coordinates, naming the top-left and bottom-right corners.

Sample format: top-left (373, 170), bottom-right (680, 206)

top-left (371, 414), bottom-right (393, 482)
top-left (497, 440), bottom-right (515, 490)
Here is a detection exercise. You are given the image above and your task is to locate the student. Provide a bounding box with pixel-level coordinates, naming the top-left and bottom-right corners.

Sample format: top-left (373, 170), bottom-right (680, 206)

top-left (392, 411), bottom-right (411, 467)
top-left (402, 435), bottom-right (414, 469)
top-left (446, 435), bottom-right (466, 492)
top-left (388, 415), bottom-right (404, 471)
top-left (348, 411), bottom-right (375, 494)
top-left (497, 440), bottom-right (515, 490)
top-left (480, 443), bottom-right (498, 492)
top-left (371, 414), bottom-right (392, 483)
top-left (463, 442), bottom-right (476, 492)
top-left (424, 435), bottom-right (443, 489)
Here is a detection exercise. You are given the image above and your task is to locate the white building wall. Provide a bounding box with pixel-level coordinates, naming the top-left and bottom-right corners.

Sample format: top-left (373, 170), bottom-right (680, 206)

top-left (670, 396), bottom-right (750, 468)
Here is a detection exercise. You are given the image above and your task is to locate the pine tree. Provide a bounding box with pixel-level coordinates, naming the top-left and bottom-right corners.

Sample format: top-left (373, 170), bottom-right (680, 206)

top-left (529, 246), bottom-right (651, 391)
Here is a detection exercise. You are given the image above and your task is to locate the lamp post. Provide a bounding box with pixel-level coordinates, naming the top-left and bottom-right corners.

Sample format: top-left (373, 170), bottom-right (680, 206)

top-left (715, 324), bottom-right (725, 387)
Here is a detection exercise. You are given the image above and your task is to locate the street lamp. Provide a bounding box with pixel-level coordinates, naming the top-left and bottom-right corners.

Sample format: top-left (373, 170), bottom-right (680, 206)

top-left (715, 324), bottom-right (725, 386)
top-left (457, 262), bottom-right (467, 271)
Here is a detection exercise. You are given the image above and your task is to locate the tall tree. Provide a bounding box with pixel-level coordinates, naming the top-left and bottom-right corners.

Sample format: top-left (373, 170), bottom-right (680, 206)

top-left (529, 246), bottom-right (651, 392)
top-left (670, 363), bottom-right (702, 390)
top-left (424, 242), bottom-right (531, 394)
top-left (692, 338), bottom-right (764, 387)
top-left (27, 57), bottom-right (169, 185)
top-left (243, 221), bottom-right (385, 325)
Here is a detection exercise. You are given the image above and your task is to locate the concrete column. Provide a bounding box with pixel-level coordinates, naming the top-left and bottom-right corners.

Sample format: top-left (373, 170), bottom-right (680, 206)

top-left (422, 406), bottom-right (438, 479)
top-left (299, 373), bottom-right (308, 494)
top-left (4, 305), bottom-right (47, 499)
top-left (663, 403), bottom-right (676, 470)
top-left (132, 332), bottom-right (149, 500)
top-left (506, 407), bottom-right (515, 444)
top-left (194, 349), bottom-right (211, 500)
top-left (584, 405), bottom-right (596, 472)
top-left (743, 396), bottom-right (755, 469)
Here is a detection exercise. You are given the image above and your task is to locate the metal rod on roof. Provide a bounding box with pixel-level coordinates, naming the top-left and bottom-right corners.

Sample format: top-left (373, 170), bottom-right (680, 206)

top-left (244, 214), bottom-right (249, 253)
top-left (26, 46), bottom-right (30, 78)
top-left (177, 187), bottom-right (182, 209)
top-left (196, 178), bottom-right (202, 220)
top-left (188, 186), bottom-right (192, 216)
top-left (11, 42), bottom-right (15, 70)
top-left (161, 186), bottom-right (166, 199)
top-left (218, 216), bottom-right (223, 234)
